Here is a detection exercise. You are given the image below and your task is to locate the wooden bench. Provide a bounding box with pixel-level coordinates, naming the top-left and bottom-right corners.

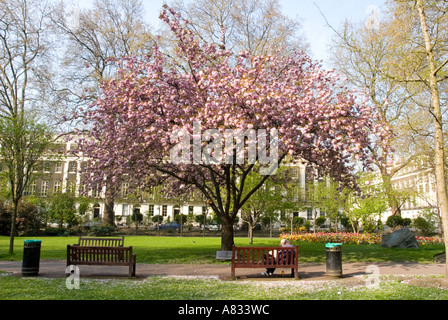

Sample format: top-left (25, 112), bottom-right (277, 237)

top-left (67, 237), bottom-right (136, 278)
top-left (231, 245), bottom-right (298, 280)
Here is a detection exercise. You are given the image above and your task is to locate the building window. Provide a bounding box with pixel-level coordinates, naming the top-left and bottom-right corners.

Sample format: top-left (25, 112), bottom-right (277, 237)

top-left (24, 181), bottom-right (36, 196)
top-left (53, 181), bottom-right (61, 193)
top-left (148, 204), bottom-right (154, 216)
top-left (68, 161), bottom-right (77, 173)
top-left (93, 185), bottom-right (101, 198)
top-left (162, 205), bottom-right (167, 216)
top-left (307, 208), bottom-right (312, 220)
top-left (30, 181), bottom-right (36, 195)
top-left (292, 167), bottom-right (299, 179)
top-left (188, 206), bottom-right (194, 215)
top-left (93, 206), bottom-right (100, 219)
top-left (44, 162), bottom-right (51, 173)
top-left (122, 204), bottom-right (128, 216)
top-left (55, 162), bottom-right (62, 173)
top-left (121, 183), bottom-right (129, 197)
top-left (41, 181), bottom-right (49, 196)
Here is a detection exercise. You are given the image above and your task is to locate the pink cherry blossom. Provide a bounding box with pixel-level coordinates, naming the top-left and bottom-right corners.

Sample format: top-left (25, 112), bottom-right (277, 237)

top-left (77, 5), bottom-right (390, 250)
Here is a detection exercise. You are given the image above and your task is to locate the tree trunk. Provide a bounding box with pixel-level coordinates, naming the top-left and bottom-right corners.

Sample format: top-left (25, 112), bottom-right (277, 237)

top-left (381, 172), bottom-right (401, 216)
top-left (103, 197), bottom-right (115, 226)
top-left (9, 200), bottom-right (19, 254)
top-left (350, 220), bottom-right (354, 233)
top-left (431, 86), bottom-right (448, 278)
top-left (416, 0), bottom-right (448, 278)
top-left (221, 218), bottom-right (235, 251)
top-left (248, 224), bottom-right (253, 244)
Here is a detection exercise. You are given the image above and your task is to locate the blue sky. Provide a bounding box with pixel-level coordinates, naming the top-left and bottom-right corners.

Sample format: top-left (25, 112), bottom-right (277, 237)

top-left (286, 0), bottom-right (386, 62)
top-left (76, 0), bottom-right (386, 64)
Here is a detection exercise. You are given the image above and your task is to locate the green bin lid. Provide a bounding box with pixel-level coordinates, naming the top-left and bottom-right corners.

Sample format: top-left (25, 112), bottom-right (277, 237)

top-left (325, 242), bottom-right (342, 248)
top-left (24, 240), bottom-right (41, 243)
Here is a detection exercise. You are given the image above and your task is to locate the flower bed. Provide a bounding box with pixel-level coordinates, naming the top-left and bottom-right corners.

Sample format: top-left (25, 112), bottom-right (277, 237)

top-left (280, 232), bottom-right (443, 246)
top-left (416, 235), bottom-right (444, 246)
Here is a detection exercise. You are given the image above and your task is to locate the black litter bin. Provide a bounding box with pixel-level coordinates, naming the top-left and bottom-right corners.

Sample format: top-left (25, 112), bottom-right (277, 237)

top-left (325, 243), bottom-right (342, 277)
top-left (22, 240), bottom-right (41, 276)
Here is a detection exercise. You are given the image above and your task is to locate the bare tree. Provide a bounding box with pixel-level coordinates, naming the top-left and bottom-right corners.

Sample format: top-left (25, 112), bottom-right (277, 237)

top-left (363, 0), bottom-right (448, 277)
top-left (0, 0), bottom-right (56, 120)
top-left (0, 0), bottom-right (56, 253)
top-left (412, 0), bottom-right (448, 277)
top-left (327, 13), bottom-right (420, 216)
top-left (52, 0), bottom-right (155, 225)
top-left (168, 0), bottom-right (308, 55)
top-left (52, 0), bottom-right (154, 111)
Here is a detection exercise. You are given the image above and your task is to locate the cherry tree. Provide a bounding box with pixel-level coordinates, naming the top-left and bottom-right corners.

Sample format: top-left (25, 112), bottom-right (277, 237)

top-left (78, 6), bottom-right (389, 250)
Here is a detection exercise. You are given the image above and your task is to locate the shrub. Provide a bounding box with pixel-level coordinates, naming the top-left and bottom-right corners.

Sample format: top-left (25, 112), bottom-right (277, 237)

top-left (315, 216), bottom-right (326, 228)
top-left (89, 224), bottom-right (115, 236)
top-left (304, 220), bottom-right (312, 232)
top-left (0, 201), bottom-right (10, 235)
top-left (15, 201), bottom-right (42, 236)
top-left (362, 221), bottom-right (377, 233)
top-left (339, 216), bottom-right (352, 231)
top-left (44, 227), bottom-right (66, 236)
top-left (412, 216), bottom-right (435, 236)
top-left (386, 215), bottom-right (411, 228)
top-left (293, 217), bottom-right (304, 226)
top-left (45, 193), bottom-right (78, 228)
top-left (152, 216), bottom-right (163, 224)
top-left (0, 200), bottom-right (42, 236)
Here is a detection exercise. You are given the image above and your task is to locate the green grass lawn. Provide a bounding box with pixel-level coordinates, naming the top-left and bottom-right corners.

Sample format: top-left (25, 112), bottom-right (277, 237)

top-left (0, 235), bottom-right (444, 264)
top-left (0, 235), bottom-right (446, 301)
top-left (2, 273), bottom-right (448, 300)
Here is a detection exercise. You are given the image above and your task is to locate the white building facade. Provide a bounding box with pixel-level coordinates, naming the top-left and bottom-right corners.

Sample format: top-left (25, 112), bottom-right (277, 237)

top-left (24, 137), bottom-right (440, 229)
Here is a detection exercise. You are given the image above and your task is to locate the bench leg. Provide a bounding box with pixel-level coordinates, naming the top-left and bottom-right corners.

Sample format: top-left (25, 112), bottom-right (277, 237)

top-left (129, 254), bottom-right (136, 278)
top-left (133, 256), bottom-right (136, 277)
top-left (293, 267), bottom-right (299, 279)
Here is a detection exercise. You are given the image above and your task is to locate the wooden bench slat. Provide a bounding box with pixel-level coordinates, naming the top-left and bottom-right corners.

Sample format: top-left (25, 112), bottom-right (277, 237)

top-left (77, 236), bottom-right (125, 247)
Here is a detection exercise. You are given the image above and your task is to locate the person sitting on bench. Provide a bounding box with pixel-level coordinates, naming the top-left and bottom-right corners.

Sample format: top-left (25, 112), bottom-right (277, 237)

top-left (261, 238), bottom-right (294, 276)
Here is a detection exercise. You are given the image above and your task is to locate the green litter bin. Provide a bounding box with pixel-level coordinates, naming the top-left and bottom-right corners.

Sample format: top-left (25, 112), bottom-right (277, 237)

top-left (325, 243), bottom-right (342, 277)
top-left (22, 240), bottom-right (42, 276)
